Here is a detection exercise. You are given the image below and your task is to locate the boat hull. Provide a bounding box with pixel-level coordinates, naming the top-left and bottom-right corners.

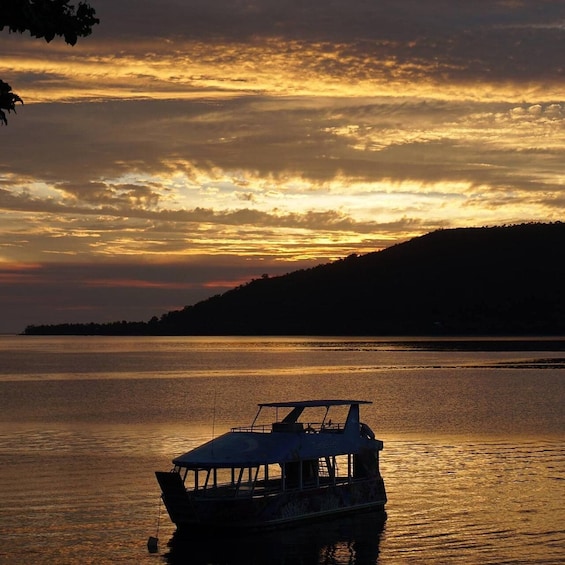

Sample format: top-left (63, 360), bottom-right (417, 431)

top-left (156, 471), bottom-right (386, 532)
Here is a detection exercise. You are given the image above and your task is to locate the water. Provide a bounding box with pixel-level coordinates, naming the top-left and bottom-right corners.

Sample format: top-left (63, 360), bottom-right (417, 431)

top-left (0, 336), bottom-right (563, 564)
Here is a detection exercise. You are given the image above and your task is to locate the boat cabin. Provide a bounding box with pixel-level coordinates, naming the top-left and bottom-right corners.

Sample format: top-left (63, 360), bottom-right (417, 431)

top-left (170, 400), bottom-right (383, 498)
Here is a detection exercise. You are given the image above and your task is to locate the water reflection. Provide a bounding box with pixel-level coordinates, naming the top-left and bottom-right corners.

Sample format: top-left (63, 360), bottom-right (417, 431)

top-left (163, 510), bottom-right (386, 565)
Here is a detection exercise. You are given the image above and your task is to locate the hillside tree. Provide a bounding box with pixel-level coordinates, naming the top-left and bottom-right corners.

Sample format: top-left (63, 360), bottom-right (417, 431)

top-left (0, 0), bottom-right (99, 124)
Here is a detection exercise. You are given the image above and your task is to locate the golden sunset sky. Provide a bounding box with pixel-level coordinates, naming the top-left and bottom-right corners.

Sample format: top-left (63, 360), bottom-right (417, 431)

top-left (1, 0), bottom-right (564, 332)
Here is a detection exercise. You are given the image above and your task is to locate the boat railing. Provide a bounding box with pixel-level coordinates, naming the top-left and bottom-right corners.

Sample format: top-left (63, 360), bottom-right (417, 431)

top-left (193, 474), bottom-right (359, 500)
top-left (231, 421), bottom-right (345, 433)
top-left (319, 421), bottom-right (345, 433)
top-left (231, 424), bottom-right (271, 433)
top-left (299, 421), bottom-right (346, 433)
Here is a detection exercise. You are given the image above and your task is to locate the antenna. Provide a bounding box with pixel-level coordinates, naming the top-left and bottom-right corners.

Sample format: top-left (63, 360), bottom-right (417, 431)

top-left (212, 388), bottom-right (217, 439)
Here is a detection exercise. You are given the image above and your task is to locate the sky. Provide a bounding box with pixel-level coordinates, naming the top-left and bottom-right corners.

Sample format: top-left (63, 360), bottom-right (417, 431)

top-left (0, 0), bottom-right (564, 333)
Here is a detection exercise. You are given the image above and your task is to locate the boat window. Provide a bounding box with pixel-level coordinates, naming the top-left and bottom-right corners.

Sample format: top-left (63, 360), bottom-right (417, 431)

top-left (203, 468), bottom-right (212, 489)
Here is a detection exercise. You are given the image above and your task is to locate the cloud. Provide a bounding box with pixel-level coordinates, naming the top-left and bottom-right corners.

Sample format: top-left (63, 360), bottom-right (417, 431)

top-left (2, 0), bottom-right (563, 106)
top-left (1, 96), bottom-right (563, 236)
top-left (87, 1), bottom-right (564, 43)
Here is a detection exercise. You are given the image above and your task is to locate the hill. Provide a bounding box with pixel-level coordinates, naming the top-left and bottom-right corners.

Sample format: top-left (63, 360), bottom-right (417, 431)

top-left (23, 222), bottom-right (565, 336)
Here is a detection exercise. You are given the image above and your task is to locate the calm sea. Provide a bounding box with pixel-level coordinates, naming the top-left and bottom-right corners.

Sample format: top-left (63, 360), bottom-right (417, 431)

top-left (0, 336), bottom-right (563, 564)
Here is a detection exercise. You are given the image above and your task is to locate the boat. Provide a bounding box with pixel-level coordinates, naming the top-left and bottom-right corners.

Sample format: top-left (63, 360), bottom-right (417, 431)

top-left (155, 399), bottom-right (387, 532)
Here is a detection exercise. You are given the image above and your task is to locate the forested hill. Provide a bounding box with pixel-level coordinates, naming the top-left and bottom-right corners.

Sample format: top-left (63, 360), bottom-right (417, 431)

top-left (24, 222), bottom-right (565, 336)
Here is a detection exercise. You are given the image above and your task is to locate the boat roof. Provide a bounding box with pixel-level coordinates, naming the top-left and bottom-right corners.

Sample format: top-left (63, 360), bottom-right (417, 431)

top-left (172, 399), bottom-right (379, 469)
top-left (258, 399), bottom-right (371, 408)
top-left (173, 430), bottom-right (380, 468)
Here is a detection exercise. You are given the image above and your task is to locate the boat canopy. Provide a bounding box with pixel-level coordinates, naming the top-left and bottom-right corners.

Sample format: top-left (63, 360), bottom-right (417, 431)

top-left (258, 400), bottom-right (371, 408)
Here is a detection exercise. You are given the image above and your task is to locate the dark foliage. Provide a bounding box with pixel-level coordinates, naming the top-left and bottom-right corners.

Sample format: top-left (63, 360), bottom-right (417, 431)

top-left (23, 222), bottom-right (565, 336)
top-left (0, 80), bottom-right (23, 125)
top-left (0, 0), bottom-right (98, 44)
top-left (0, 0), bottom-right (99, 124)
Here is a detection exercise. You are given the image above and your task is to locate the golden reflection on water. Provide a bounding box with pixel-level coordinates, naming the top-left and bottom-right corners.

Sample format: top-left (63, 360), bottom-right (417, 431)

top-left (5, 426), bottom-right (561, 563)
top-left (379, 438), bottom-right (564, 563)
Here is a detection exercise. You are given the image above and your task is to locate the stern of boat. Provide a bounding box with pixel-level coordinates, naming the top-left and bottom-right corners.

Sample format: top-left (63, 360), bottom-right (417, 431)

top-left (155, 471), bottom-right (195, 526)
